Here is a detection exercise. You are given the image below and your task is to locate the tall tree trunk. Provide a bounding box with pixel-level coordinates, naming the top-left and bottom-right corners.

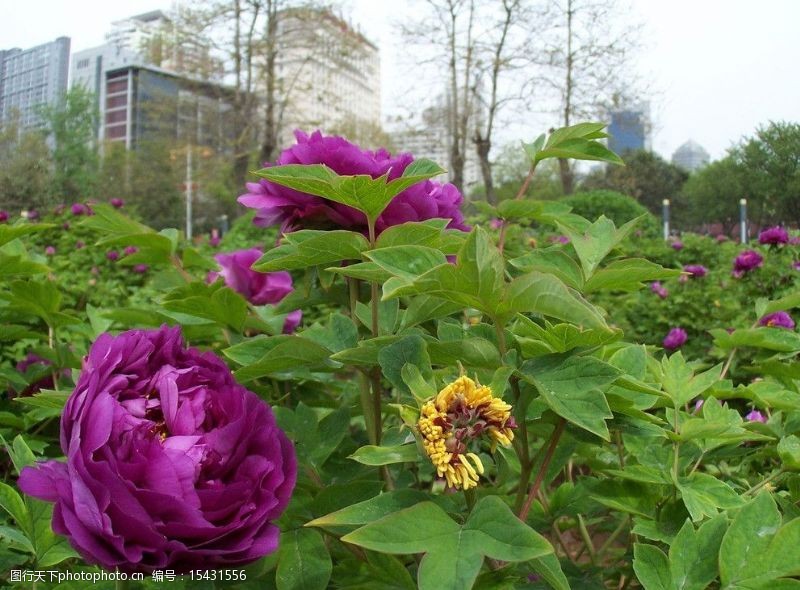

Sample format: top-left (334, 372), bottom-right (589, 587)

top-left (231, 0), bottom-right (250, 189)
top-left (475, 136), bottom-right (494, 203)
top-left (558, 0), bottom-right (575, 195)
top-left (260, 0), bottom-right (279, 163)
top-left (447, 0), bottom-right (464, 192)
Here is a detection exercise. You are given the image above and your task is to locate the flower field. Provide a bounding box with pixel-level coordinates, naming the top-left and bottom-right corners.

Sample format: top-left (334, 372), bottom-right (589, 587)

top-left (1, 123), bottom-right (800, 589)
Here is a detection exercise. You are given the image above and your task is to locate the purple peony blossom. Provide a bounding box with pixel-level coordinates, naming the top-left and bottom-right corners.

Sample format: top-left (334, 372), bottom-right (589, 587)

top-left (683, 264), bottom-right (708, 278)
top-left (489, 218), bottom-right (503, 230)
top-left (793, 261), bottom-right (800, 271)
top-left (18, 326), bottom-right (296, 573)
top-left (209, 235), bottom-right (221, 248)
top-left (732, 249), bottom-right (763, 278)
top-left (124, 245), bottom-right (139, 256)
top-left (214, 248), bottom-right (301, 333)
top-left (790, 236), bottom-right (800, 245)
top-left (663, 327), bottom-right (687, 350)
top-left (110, 198), bottom-right (125, 208)
top-left (671, 240), bottom-right (683, 250)
top-left (0, 210), bottom-right (8, 223)
top-left (745, 410), bottom-right (767, 423)
top-left (45, 246), bottom-right (56, 256)
top-left (716, 234), bottom-right (728, 243)
top-left (75, 240), bottom-right (85, 250)
top-left (26, 209), bottom-right (39, 221)
top-left (759, 311), bottom-right (795, 329)
top-left (550, 235), bottom-right (571, 244)
top-left (132, 264), bottom-right (149, 274)
top-left (650, 281), bottom-right (669, 299)
top-left (758, 226), bottom-right (789, 245)
top-left (106, 250), bottom-right (119, 261)
top-left (71, 203), bottom-right (88, 216)
top-left (238, 130), bottom-right (468, 235)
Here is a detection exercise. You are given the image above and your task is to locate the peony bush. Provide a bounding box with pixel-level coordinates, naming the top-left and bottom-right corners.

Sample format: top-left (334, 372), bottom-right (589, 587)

top-left (1, 123), bottom-right (800, 589)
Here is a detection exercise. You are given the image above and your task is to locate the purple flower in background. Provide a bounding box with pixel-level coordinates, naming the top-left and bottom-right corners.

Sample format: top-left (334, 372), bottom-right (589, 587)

top-left (62, 222), bottom-right (70, 230)
top-left (746, 410), bottom-right (767, 423)
top-left (26, 209), bottom-right (39, 221)
top-left (75, 240), bottom-right (85, 250)
top-left (106, 250), bottom-right (119, 261)
top-left (758, 226), bottom-right (789, 245)
top-left (238, 130), bottom-right (468, 235)
top-left (132, 264), bottom-right (149, 274)
top-left (793, 261), bottom-right (800, 271)
top-left (550, 235), bottom-right (571, 244)
top-left (71, 203), bottom-right (88, 216)
top-left (663, 327), bottom-right (687, 350)
top-left (18, 326), bottom-right (296, 573)
top-left (759, 311), bottom-right (795, 329)
top-left (214, 248), bottom-right (301, 333)
top-left (0, 210), bottom-right (8, 223)
top-left (44, 246), bottom-right (56, 256)
top-left (671, 240), bottom-right (683, 250)
top-left (110, 198), bottom-right (125, 208)
top-left (683, 264), bottom-right (708, 278)
top-left (124, 245), bottom-right (139, 256)
top-left (209, 235), bottom-right (221, 248)
top-left (489, 218), bottom-right (503, 230)
top-left (732, 249), bottom-right (763, 278)
top-left (650, 281), bottom-right (668, 299)
top-left (716, 234), bottom-right (728, 243)
top-left (693, 399), bottom-right (705, 414)
top-left (789, 236), bottom-right (800, 245)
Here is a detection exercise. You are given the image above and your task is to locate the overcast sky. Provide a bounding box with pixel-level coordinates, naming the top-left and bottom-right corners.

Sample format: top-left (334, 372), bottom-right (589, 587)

top-left (1, 0), bottom-right (798, 160)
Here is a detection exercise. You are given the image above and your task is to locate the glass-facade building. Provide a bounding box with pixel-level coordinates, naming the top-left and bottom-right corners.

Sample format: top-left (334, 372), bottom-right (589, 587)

top-left (0, 37), bottom-right (70, 131)
top-left (608, 108), bottom-right (648, 155)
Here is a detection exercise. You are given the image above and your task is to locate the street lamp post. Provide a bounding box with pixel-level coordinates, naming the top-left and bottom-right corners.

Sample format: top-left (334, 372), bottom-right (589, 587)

top-left (739, 198), bottom-right (747, 244)
top-left (662, 199), bottom-right (670, 241)
top-left (185, 144), bottom-right (193, 241)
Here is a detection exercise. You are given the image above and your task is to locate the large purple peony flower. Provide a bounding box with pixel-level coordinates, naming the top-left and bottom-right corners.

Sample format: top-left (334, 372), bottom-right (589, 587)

top-left (663, 327), bottom-right (687, 350)
top-left (213, 248), bottom-right (301, 333)
top-left (732, 249), bottom-right (763, 278)
top-left (758, 226), bottom-right (789, 245)
top-left (238, 130), bottom-right (468, 235)
top-left (19, 326), bottom-right (296, 573)
top-left (759, 311), bottom-right (795, 329)
top-left (0, 210), bottom-right (8, 223)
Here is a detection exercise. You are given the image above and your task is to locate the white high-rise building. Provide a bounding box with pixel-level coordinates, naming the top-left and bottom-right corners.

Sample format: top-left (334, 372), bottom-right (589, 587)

top-left (0, 37), bottom-right (70, 132)
top-left (274, 7), bottom-right (381, 149)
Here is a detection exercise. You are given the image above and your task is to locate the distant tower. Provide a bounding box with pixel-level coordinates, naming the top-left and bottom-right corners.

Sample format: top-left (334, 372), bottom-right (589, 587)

top-left (0, 37), bottom-right (70, 132)
top-left (671, 140), bottom-right (710, 172)
top-left (608, 105), bottom-right (650, 155)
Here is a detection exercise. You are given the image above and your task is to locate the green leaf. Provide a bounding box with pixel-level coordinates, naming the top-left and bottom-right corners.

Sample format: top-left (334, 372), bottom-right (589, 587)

top-left (12, 391), bottom-right (69, 411)
top-left (366, 245), bottom-right (447, 279)
top-left (496, 200), bottom-right (573, 223)
top-left (376, 219), bottom-right (451, 248)
top-left (0, 223), bottom-right (54, 248)
top-left (500, 272), bottom-right (609, 328)
top-left (712, 328), bottom-right (800, 353)
top-left (276, 529), bottom-right (332, 590)
top-left (232, 337), bottom-right (336, 381)
top-left (0, 254), bottom-right (49, 278)
top-left (759, 292), bottom-right (800, 317)
top-left (583, 258), bottom-right (680, 293)
top-left (591, 480), bottom-right (659, 518)
top-left (669, 516), bottom-right (727, 590)
top-left (519, 355), bottom-right (620, 440)
top-left (256, 159), bottom-right (445, 223)
top-left (401, 363), bottom-right (436, 401)
top-left (633, 543), bottom-right (672, 590)
top-left (524, 123), bottom-right (623, 166)
top-left (677, 473), bottom-right (742, 522)
top-left (528, 553), bottom-right (571, 590)
top-left (660, 353), bottom-right (722, 408)
top-left (341, 497), bottom-right (553, 590)
top-left (557, 215), bottom-right (641, 277)
top-left (253, 230), bottom-right (369, 272)
top-left (0, 482), bottom-right (29, 529)
top-left (162, 281), bottom-right (248, 331)
top-left (80, 203), bottom-right (155, 236)
top-left (349, 444), bottom-right (419, 466)
top-left (378, 335), bottom-right (431, 393)
top-left (36, 538), bottom-right (79, 567)
top-left (385, 227), bottom-right (505, 317)
top-left (508, 248), bottom-right (584, 290)
top-left (307, 490), bottom-right (433, 529)
top-left (778, 435), bottom-right (800, 471)
top-left (0, 524), bottom-right (34, 553)
top-left (720, 492), bottom-right (800, 588)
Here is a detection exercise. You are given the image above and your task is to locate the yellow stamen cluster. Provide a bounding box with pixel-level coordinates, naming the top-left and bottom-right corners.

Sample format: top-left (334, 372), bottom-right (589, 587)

top-left (417, 376), bottom-right (515, 490)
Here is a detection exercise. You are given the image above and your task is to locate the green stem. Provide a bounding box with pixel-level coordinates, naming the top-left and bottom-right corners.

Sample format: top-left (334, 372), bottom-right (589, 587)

top-left (115, 577), bottom-right (128, 590)
top-left (577, 514), bottom-right (597, 566)
top-left (596, 515), bottom-right (630, 559)
top-left (497, 163), bottom-right (536, 254)
top-left (519, 418), bottom-right (566, 522)
top-left (746, 469), bottom-right (784, 496)
top-left (464, 488), bottom-right (477, 512)
top-left (672, 407), bottom-right (681, 488)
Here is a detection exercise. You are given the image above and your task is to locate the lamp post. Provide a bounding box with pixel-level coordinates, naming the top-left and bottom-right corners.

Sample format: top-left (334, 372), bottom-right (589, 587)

top-left (185, 144), bottom-right (193, 241)
top-left (739, 198), bottom-right (748, 244)
top-left (662, 199), bottom-right (670, 241)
